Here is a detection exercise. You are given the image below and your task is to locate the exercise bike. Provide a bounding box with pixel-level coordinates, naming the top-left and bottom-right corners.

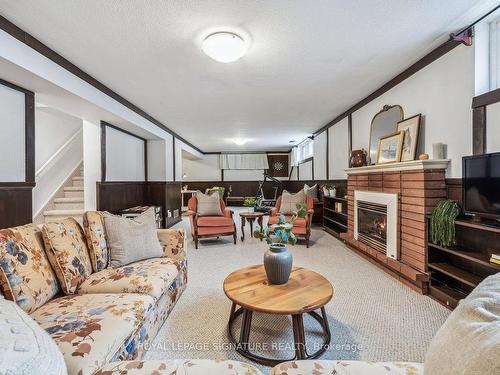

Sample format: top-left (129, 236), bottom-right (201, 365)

top-left (254, 173), bottom-right (283, 213)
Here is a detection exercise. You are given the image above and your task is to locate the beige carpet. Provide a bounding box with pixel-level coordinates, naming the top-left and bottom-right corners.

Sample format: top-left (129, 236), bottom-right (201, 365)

top-left (143, 208), bottom-right (449, 371)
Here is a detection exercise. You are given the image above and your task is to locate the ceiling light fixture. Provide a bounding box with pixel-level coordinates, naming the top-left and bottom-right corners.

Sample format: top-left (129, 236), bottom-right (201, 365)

top-left (232, 138), bottom-right (248, 146)
top-left (202, 32), bottom-right (246, 63)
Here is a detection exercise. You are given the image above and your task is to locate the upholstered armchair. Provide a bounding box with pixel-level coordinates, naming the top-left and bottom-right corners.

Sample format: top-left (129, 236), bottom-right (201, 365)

top-left (187, 196), bottom-right (236, 249)
top-left (268, 195), bottom-right (314, 247)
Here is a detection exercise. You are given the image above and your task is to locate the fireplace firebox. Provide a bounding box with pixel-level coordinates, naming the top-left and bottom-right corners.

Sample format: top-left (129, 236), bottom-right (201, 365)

top-left (354, 191), bottom-right (398, 260)
top-left (357, 201), bottom-right (387, 254)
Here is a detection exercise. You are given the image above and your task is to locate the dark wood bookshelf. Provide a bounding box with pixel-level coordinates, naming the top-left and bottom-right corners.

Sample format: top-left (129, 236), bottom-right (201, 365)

top-left (427, 217), bottom-right (500, 309)
top-left (323, 196), bottom-right (348, 238)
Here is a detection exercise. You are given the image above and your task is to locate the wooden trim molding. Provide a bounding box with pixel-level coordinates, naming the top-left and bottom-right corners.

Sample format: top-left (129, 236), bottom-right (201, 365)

top-left (347, 114), bottom-right (353, 168)
top-left (472, 106), bottom-right (486, 155)
top-left (0, 14), bottom-right (203, 154)
top-left (100, 123), bottom-right (107, 182)
top-left (24, 91), bottom-right (35, 183)
top-left (472, 87), bottom-right (500, 108)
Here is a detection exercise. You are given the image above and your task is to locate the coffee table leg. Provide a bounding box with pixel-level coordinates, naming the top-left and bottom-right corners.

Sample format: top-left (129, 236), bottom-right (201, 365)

top-left (292, 314), bottom-right (307, 359)
top-left (249, 218), bottom-right (255, 238)
top-left (228, 302), bottom-right (237, 323)
top-left (239, 308), bottom-right (253, 350)
top-left (241, 217), bottom-right (246, 242)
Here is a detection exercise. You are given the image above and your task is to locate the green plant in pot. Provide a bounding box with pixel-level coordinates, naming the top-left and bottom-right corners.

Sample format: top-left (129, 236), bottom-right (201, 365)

top-left (430, 199), bottom-right (461, 247)
top-left (243, 197), bottom-right (256, 212)
top-left (254, 203), bottom-right (307, 284)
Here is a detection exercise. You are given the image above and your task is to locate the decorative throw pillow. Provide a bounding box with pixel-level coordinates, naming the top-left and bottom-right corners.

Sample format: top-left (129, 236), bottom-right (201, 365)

top-left (83, 211), bottom-right (109, 272)
top-left (42, 218), bottom-right (93, 295)
top-left (196, 191), bottom-right (223, 216)
top-left (304, 184), bottom-right (318, 199)
top-left (280, 190), bottom-right (306, 215)
top-left (424, 272), bottom-right (500, 375)
top-left (103, 208), bottom-right (163, 268)
top-left (0, 224), bottom-right (60, 313)
top-left (0, 295), bottom-right (67, 375)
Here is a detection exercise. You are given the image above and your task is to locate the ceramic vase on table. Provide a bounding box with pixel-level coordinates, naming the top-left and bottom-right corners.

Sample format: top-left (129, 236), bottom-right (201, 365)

top-left (264, 243), bottom-right (293, 285)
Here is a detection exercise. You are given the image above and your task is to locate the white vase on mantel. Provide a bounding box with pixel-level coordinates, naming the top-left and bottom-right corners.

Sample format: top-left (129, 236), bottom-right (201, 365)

top-left (329, 188), bottom-right (336, 197)
top-left (323, 188), bottom-right (329, 197)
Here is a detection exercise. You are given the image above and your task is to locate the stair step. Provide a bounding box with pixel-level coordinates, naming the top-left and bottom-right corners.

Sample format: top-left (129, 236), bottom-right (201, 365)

top-left (43, 209), bottom-right (84, 225)
top-left (64, 186), bottom-right (84, 198)
top-left (54, 197), bottom-right (84, 210)
top-left (72, 176), bottom-right (84, 187)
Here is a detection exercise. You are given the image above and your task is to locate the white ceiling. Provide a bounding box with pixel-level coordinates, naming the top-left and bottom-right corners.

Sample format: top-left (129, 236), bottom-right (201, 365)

top-left (0, 0), bottom-right (495, 152)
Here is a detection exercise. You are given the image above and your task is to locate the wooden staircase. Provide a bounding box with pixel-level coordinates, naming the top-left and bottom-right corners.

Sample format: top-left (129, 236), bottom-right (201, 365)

top-left (43, 166), bottom-right (84, 224)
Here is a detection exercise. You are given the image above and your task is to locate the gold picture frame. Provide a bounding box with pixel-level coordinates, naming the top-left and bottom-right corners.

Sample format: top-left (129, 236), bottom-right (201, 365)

top-left (397, 114), bottom-right (421, 162)
top-left (376, 131), bottom-right (404, 164)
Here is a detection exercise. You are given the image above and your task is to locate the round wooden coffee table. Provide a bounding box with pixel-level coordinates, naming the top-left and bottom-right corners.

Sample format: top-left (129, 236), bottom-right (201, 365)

top-left (239, 212), bottom-right (264, 241)
top-left (223, 265), bottom-right (333, 366)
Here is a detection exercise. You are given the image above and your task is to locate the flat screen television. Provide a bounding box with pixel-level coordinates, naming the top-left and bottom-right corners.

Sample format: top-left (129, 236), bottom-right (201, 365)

top-left (463, 152), bottom-right (500, 220)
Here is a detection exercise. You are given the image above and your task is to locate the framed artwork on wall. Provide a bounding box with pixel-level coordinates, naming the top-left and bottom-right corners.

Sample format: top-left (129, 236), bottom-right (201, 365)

top-left (376, 131), bottom-right (404, 164)
top-left (397, 114), bottom-right (421, 162)
top-left (267, 154), bottom-right (289, 177)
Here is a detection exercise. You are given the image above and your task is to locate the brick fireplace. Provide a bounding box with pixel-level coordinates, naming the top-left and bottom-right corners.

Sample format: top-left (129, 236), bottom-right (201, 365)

top-left (340, 160), bottom-right (450, 293)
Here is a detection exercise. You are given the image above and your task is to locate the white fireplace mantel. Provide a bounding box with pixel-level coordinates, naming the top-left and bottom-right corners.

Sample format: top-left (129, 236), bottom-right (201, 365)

top-left (345, 159), bottom-right (450, 175)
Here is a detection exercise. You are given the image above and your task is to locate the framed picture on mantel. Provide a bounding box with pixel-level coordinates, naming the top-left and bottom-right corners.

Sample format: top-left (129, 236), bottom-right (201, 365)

top-left (376, 131), bottom-right (404, 164)
top-left (397, 114), bottom-right (421, 162)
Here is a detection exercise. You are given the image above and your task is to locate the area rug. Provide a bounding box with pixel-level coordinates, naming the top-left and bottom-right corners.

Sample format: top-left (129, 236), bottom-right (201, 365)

top-left (143, 208), bottom-right (449, 371)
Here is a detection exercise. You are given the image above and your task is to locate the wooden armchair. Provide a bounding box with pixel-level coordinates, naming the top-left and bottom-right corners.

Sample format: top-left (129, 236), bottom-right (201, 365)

top-left (268, 195), bottom-right (314, 247)
top-left (187, 196), bottom-right (236, 249)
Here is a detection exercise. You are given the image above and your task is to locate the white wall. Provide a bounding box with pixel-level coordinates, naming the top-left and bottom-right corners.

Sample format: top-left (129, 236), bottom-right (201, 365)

top-left (487, 101), bottom-right (500, 152)
top-left (224, 169), bottom-right (265, 181)
top-left (35, 107), bottom-right (82, 171)
top-left (106, 126), bottom-right (145, 181)
top-left (328, 117), bottom-right (349, 179)
top-left (182, 154), bottom-right (220, 181)
top-left (313, 131), bottom-right (327, 179)
top-left (83, 120), bottom-right (101, 210)
top-left (148, 140), bottom-right (167, 181)
top-left (351, 45), bottom-right (474, 177)
top-left (0, 84), bottom-right (25, 181)
top-left (298, 160), bottom-right (313, 180)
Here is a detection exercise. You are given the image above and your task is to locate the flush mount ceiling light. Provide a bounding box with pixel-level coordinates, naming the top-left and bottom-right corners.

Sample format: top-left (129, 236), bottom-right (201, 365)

top-left (232, 138), bottom-right (249, 146)
top-left (202, 32), bottom-right (246, 63)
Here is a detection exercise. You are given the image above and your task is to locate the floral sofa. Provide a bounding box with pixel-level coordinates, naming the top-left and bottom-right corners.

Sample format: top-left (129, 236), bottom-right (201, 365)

top-left (0, 211), bottom-right (190, 375)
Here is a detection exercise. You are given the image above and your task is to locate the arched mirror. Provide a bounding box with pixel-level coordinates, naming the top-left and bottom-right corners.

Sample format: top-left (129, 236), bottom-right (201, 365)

top-left (368, 105), bottom-right (404, 165)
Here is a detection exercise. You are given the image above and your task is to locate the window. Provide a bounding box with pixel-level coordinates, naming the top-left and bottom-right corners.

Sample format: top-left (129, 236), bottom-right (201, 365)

top-left (490, 16), bottom-right (500, 90)
top-left (296, 139), bottom-right (313, 164)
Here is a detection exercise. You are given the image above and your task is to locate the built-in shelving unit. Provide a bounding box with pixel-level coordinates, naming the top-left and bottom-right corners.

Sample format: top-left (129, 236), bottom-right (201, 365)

top-left (427, 217), bottom-right (500, 309)
top-left (323, 196), bottom-right (347, 238)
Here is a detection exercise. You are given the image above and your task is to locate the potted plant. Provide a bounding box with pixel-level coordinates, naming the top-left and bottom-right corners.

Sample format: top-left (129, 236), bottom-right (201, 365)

top-left (430, 199), bottom-right (461, 247)
top-left (329, 185), bottom-right (337, 197)
top-left (321, 184), bottom-right (330, 197)
top-left (254, 203), bottom-right (307, 284)
top-left (243, 197), bottom-right (256, 212)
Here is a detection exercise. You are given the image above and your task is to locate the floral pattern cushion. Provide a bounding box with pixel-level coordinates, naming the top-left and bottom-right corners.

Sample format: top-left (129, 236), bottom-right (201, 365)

top-left (77, 258), bottom-right (182, 301)
top-left (271, 360), bottom-right (423, 375)
top-left (157, 228), bottom-right (187, 262)
top-left (96, 359), bottom-right (263, 375)
top-left (30, 293), bottom-right (154, 375)
top-left (42, 218), bottom-right (94, 294)
top-left (0, 224), bottom-right (60, 313)
top-left (83, 211), bottom-right (109, 272)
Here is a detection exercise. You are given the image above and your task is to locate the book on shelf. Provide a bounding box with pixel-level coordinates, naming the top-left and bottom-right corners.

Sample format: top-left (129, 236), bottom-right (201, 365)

top-left (490, 254), bottom-right (500, 265)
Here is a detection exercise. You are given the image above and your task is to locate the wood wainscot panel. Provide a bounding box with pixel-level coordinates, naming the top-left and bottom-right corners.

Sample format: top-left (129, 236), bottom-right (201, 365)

top-left (96, 182), bottom-right (148, 214)
top-left (0, 183), bottom-right (35, 229)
